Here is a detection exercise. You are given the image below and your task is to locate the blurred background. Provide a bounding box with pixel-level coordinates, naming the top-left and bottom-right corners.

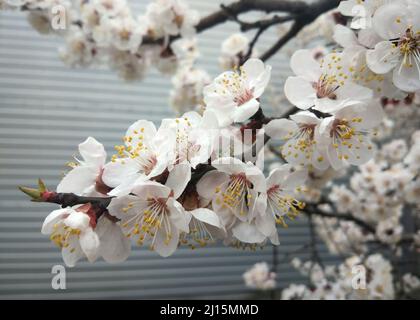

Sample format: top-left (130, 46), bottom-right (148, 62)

top-left (0, 0), bottom-right (393, 299)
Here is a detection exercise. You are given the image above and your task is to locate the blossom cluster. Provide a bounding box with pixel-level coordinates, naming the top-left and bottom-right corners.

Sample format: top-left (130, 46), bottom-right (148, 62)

top-left (15, 0), bottom-right (418, 282)
top-left (2, 0), bottom-right (200, 80)
top-left (243, 262), bottom-right (276, 291)
top-left (313, 129), bottom-right (420, 256)
top-left (280, 254), bottom-right (420, 300)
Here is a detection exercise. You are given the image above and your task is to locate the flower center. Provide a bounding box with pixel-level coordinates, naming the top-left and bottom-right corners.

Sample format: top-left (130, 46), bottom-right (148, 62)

top-left (216, 173), bottom-right (252, 215)
top-left (50, 223), bottom-right (81, 253)
top-left (122, 197), bottom-right (172, 249)
top-left (233, 88), bottom-right (254, 106)
top-left (395, 28), bottom-right (420, 68)
top-left (314, 74), bottom-right (340, 99)
top-left (267, 187), bottom-right (305, 227)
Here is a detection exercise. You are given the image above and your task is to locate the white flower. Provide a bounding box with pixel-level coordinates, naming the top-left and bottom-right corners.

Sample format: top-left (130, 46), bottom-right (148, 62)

top-left (284, 49), bottom-right (373, 113)
top-left (59, 27), bottom-right (95, 67)
top-left (57, 137), bottom-right (108, 196)
top-left (197, 157), bottom-right (266, 227)
top-left (333, 25), bottom-right (399, 98)
top-left (108, 48), bottom-right (148, 81)
top-left (181, 208), bottom-right (226, 249)
top-left (92, 0), bottom-right (129, 18)
top-left (317, 100), bottom-right (384, 170)
top-left (261, 164), bottom-right (307, 229)
top-left (281, 284), bottom-right (307, 300)
top-left (219, 33), bottom-right (251, 70)
top-left (159, 110), bottom-right (219, 169)
top-left (381, 139), bottom-right (408, 162)
top-left (41, 205), bottom-right (100, 267)
top-left (265, 111), bottom-right (329, 170)
top-left (376, 216), bottom-right (403, 244)
top-left (102, 120), bottom-right (174, 196)
top-left (329, 185), bottom-right (357, 213)
top-left (337, 0), bottom-right (388, 29)
top-left (404, 177), bottom-right (420, 204)
top-left (243, 262), bottom-right (276, 290)
top-left (366, 1), bottom-right (420, 92)
top-left (169, 65), bottom-right (210, 114)
top-left (145, 0), bottom-right (199, 38)
top-left (203, 59), bottom-right (271, 126)
top-left (107, 17), bottom-right (145, 53)
top-left (107, 165), bottom-right (191, 257)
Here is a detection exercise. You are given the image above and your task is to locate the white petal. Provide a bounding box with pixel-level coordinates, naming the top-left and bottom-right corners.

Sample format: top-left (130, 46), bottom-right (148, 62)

top-left (255, 213), bottom-right (276, 238)
top-left (267, 165), bottom-right (292, 188)
top-left (57, 166), bottom-right (98, 195)
top-left (191, 208), bottom-right (223, 228)
top-left (392, 62), bottom-right (420, 92)
top-left (167, 199), bottom-right (189, 233)
top-left (333, 25), bottom-right (358, 48)
top-left (233, 99), bottom-right (260, 122)
top-left (358, 28), bottom-right (382, 49)
top-left (41, 209), bottom-right (68, 235)
top-left (290, 49), bottom-right (321, 81)
top-left (242, 58), bottom-right (266, 81)
top-left (196, 170), bottom-right (229, 200)
top-left (372, 2), bottom-right (409, 40)
top-left (284, 76), bottom-right (316, 110)
top-left (63, 211), bottom-right (90, 230)
top-left (165, 163), bottom-right (191, 199)
top-left (290, 111), bottom-right (321, 125)
top-left (366, 41), bottom-right (400, 74)
top-left (61, 240), bottom-right (83, 267)
top-left (211, 157), bottom-right (247, 174)
top-left (79, 228), bottom-right (100, 263)
top-left (96, 216), bottom-right (131, 263)
top-left (102, 158), bottom-right (139, 188)
top-left (107, 175), bottom-right (139, 197)
top-left (125, 120), bottom-right (157, 150)
top-left (337, 82), bottom-right (373, 102)
top-left (131, 181), bottom-right (171, 199)
top-left (153, 227), bottom-right (179, 257)
top-left (78, 137), bottom-right (106, 167)
top-left (264, 119), bottom-right (298, 140)
top-left (232, 222), bottom-right (266, 244)
top-left (107, 195), bottom-right (142, 219)
top-left (284, 169), bottom-right (307, 190)
top-left (244, 163), bottom-right (266, 192)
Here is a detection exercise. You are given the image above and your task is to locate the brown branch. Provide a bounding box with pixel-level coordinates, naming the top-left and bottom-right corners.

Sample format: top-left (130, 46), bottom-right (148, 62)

top-left (303, 206), bottom-right (376, 234)
top-left (143, 0), bottom-right (341, 56)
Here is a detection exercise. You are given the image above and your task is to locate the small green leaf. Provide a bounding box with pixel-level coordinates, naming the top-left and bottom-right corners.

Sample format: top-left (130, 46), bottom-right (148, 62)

top-left (18, 186), bottom-right (42, 201)
top-left (38, 178), bottom-right (47, 193)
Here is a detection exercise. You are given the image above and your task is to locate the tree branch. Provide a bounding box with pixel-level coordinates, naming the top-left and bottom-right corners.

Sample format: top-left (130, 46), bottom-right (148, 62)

top-left (303, 206), bottom-right (376, 234)
top-left (143, 0), bottom-right (341, 60)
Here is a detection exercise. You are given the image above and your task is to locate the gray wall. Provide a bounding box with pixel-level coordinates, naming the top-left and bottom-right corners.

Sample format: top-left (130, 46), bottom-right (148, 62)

top-left (0, 0), bottom-right (332, 299)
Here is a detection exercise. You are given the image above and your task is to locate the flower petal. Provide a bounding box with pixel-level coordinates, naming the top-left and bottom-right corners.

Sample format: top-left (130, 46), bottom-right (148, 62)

top-left (232, 222), bottom-right (266, 244)
top-left (96, 216), bottom-right (131, 263)
top-left (191, 208), bottom-right (223, 228)
top-left (284, 76), bottom-right (316, 110)
top-left (165, 163), bottom-right (191, 199)
top-left (79, 228), bottom-right (100, 263)
top-left (57, 166), bottom-right (98, 195)
top-left (264, 119), bottom-right (298, 140)
top-left (196, 170), bottom-right (229, 200)
top-left (78, 137), bottom-right (106, 167)
top-left (290, 49), bottom-right (321, 81)
top-left (366, 41), bottom-right (400, 74)
top-left (41, 208), bottom-right (69, 235)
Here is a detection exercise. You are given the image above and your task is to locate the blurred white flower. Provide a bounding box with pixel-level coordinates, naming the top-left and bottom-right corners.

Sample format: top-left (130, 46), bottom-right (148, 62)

top-left (243, 262), bottom-right (276, 290)
top-left (203, 59), bottom-right (271, 126)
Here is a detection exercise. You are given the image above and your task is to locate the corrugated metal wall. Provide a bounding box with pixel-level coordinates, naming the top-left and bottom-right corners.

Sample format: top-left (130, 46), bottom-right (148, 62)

top-left (0, 0), bottom-right (333, 299)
